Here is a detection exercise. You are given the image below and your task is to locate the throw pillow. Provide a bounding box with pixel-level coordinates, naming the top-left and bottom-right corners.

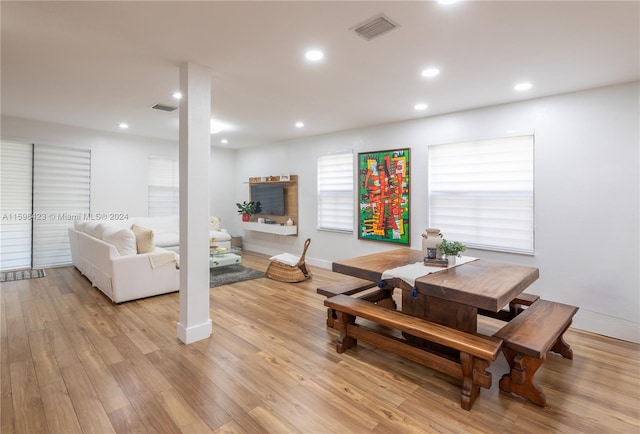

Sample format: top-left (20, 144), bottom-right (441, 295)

top-left (130, 224), bottom-right (155, 254)
top-left (102, 227), bottom-right (137, 256)
top-left (74, 220), bottom-right (89, 232)
top-left (209, 216), bottom-right (221, 231)
top-left (85, 222), bottom-right (107, 239)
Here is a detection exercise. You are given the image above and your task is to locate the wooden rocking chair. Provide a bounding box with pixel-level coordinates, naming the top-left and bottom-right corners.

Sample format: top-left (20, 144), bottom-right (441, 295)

top-left (266, 238), bottom-right (312, 282)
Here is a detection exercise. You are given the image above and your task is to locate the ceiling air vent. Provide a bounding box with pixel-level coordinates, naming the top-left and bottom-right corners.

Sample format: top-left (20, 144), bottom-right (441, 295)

top-left (151, 103), bottom-right (178, 112)
top-left (351, 13), bottom-right (399, 41)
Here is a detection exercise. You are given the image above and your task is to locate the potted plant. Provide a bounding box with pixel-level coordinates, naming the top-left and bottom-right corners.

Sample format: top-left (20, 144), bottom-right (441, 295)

top-left (436, 239), bottom-right (466, 266)
top-left (236, 200), bottom-right (262, 222)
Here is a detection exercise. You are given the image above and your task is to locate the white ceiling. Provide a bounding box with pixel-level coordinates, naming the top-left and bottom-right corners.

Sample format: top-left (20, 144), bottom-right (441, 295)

top-left (2, 1), bottom-right (638, 148)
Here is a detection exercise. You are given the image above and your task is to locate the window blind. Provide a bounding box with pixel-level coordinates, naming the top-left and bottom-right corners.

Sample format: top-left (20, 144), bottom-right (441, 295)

top-left (428, 135), bottom-right (534, 253)
top-left (0, 141), bottom-right (33, 271)
top-left (32, 144), bottom-right (91, 267)
top-left (148, 157), bottom-right (179, 217)
top-left (317, 152), bottom-right (354, 232)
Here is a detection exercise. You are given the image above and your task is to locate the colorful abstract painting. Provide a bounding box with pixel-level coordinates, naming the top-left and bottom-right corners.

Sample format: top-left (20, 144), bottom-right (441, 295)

top-left (357, 148), bottom-right (410, 245)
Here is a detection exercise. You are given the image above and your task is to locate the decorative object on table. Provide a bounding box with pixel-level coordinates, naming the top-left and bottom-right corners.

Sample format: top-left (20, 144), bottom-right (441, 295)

top-left (266, 238), bottom-right (312, 282)
top-left (436, 239), bottom-right (467, 266)
top-left (286, 217), bottom-right (294, 226)
top-left (423, 258), bottom-right (449, 267)
top-left (357, 148), bottom-right (410, 245)
top-left (0, 268), bottom-right (46, 282)
top-left (236, 200), bottom-right (262, 222)
top-left (209, 264), bottom-right (265, 288)
top-left (421, 227), bottom-right (443, 260)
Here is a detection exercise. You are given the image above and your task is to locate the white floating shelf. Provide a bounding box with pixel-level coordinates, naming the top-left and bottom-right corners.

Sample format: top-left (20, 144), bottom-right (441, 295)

top-left (241, 221), bottom-right (297, 236)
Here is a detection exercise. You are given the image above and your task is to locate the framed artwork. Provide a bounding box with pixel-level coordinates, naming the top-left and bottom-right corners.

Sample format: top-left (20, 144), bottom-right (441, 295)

top-left (357, 148), bottom-right (410, 245)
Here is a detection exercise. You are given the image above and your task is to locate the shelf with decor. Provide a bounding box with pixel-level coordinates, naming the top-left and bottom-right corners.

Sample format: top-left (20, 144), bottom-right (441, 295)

top-left (242, 175), bottom-right (298, 236)
top-left (241, 221), bottom-right (297, 235)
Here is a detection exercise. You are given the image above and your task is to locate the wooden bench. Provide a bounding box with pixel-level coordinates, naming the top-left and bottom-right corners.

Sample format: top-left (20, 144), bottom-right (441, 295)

top-left (493, 299), bottom-right (578, 406)
top-left (317, 277), bottom-right (390, 327)
top-left (479, 292), bottom-right (541, 321)
top-left (324, 295), bottom-right (503, 411)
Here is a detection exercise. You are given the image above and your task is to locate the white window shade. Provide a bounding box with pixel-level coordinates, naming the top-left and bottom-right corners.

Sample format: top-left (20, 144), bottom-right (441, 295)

top-left (33, 144), bottom-right (91, 268)
top-left (428, 135), bottom-right (534, 253)
top-left (318, 152), bottom-right (354, 232)
top-left (0, 141), bottom-right (33, 271)
top-left (148, 157), bottom-right (179, 217)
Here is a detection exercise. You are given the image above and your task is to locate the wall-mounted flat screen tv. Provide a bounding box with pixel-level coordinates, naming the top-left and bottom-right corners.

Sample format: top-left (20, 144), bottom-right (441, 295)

top-left (250, 184), bottom-right (285, 216)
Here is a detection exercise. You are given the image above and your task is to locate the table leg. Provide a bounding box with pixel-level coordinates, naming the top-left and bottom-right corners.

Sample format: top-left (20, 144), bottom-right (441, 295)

top-left (400, 288), bottom-right (477, 359)
top-left (401, 289), bottom-right (477, 332)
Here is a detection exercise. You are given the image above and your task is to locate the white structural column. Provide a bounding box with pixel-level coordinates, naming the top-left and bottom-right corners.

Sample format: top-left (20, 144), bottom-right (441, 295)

top-left (177, 62), bottom-right (212, 344)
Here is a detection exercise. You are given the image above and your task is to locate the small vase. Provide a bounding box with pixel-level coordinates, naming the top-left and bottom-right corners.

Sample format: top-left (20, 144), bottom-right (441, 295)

top-left (447, 255), bottom-right (457, 266)
top-left (242, 214), bottom-right (250, 222)
top-left (286, 218), bottom-right (294, 226)
top-left (421, 228), bottom-right (443, 259)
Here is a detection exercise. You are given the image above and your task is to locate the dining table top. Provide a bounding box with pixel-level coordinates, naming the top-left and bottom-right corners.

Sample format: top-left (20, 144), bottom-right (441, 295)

top-left (332, 248), bottom-right (540, 313)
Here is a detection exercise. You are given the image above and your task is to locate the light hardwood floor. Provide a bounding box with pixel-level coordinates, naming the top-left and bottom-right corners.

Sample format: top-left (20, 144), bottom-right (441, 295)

top-left (1, 251), bottom-right (639, 433)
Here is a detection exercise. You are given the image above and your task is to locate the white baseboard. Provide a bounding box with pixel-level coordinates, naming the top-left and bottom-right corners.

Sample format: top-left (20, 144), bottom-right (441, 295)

top-left (176, 319), bottom-right (212, 344)
top-left (572, 309), bottom-right (639, 344)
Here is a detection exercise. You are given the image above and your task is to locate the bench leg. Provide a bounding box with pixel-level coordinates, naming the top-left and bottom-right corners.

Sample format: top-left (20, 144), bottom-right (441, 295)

top-left (460, 353), bottom-right (482, 410)
top-left (359, 288), bottom-right (396, 310)
top-left (550, 323), bottom-right (574, 359)
top-left (335, 311), bottom-right (357, 353)
top-left (499, 348), bottom-right (546, 406)
top-left (508, 301), bottom-right (528, 317)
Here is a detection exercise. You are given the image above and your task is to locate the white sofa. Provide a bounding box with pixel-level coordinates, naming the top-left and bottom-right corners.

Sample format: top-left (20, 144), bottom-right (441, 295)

top-left (115, 215), bottom-right (232, 252)
top-left (68, 216), bottom-right (231, 303)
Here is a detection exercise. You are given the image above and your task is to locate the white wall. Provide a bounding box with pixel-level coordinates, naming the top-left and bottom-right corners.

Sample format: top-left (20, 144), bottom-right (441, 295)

top-left (235, 82), bottom-right (640, 343)
top-left (1, 116), bottom-right (178, 217)
top-left (1, 116), bottom-right (236, 226)
top-left (209, 146), bottom-right (238, 227)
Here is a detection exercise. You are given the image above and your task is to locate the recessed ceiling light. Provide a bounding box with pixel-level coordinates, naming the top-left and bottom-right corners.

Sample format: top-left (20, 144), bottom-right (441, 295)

top-left (295, 121), bottom-right (305, 128)
top-left (118, 123), bottom-right (128, 129)
top-left (421, 68), bottom-right (440, 78)
top-left (172, 92), bottom-right (182, 100)
top-left (305, 50), bottom-right (324, 62)
top-left (414, 103), bottom-right (428, 111)
top-left (221, 139), bottom-right (228, 144)
top-left (514, 82), bottom-right (533, 91)
top-left (438, 0), bottom-right (461, 4)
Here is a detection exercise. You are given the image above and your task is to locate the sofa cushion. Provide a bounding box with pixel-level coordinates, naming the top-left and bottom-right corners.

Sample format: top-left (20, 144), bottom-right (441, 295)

top-left (130, 224), bottom-right (155, 254)
top-left (102, 227), bottom-right (137, 256)
top-left (154, 232), bottom-right (179, 248)
top-left (74, 220), bottom-right (89, 232)
top-left (85, 222), bottom-right (107, 239)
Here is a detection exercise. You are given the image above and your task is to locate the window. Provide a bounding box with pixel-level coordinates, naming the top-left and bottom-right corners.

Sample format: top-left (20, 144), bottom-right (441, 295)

top-left (33, 144), bottom-right (91, 267)
top-left (428, 135), bottom-right (534, 254)
top-left (0, 142), bottom-right (91, 270)
top-left (0, 141), bottom-right (33, 271)
top-left (148, 157), bottom-right (179, 216)
top-left (317, 152), bottom-right (354, 232)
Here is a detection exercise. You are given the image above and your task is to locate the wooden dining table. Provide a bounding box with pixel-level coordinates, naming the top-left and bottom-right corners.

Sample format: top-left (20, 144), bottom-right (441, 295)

top-left (332, 249), bottom-right (540, 334)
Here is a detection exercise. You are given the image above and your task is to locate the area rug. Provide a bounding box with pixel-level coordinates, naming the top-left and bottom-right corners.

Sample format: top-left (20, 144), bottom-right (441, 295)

top-left (0, 269), bottom-right (46, 282)
top-left (210, 264), bottom-right (265, 288)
